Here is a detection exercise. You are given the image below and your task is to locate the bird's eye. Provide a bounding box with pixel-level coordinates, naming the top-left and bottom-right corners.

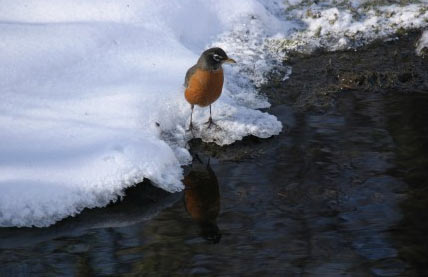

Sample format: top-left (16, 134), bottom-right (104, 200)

top-left (212, 54), bottom-right (222, 62)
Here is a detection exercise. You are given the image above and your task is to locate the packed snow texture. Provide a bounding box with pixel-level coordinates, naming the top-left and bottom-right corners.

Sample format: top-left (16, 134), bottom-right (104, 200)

top-left (1, 0), bottom-right (426, 227)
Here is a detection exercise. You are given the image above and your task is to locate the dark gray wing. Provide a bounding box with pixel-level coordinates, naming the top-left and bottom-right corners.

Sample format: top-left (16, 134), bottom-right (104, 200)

top-left (184, 64), bottom-right (198, 88)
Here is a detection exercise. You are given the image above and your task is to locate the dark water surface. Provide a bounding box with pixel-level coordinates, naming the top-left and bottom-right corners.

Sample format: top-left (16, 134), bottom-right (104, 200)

top-left (1, 92), bottom-right (427, 276)
top-left (1, 33), bottom-right (428, 276)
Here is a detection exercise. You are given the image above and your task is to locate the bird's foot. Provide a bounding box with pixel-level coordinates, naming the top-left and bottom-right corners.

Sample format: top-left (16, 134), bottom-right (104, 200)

top-left (204, 117), bottom-right (217, 128)
top-left (186, 122), bottom-right (194, 132)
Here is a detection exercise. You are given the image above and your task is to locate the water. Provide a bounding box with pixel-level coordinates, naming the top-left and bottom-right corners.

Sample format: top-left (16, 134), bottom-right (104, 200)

top-left (1, 91), bottom-right (427, 276)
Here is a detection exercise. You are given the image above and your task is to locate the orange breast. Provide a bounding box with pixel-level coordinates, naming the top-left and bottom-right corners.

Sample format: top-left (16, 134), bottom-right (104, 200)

top-left (185, 68), bottom-right (224, 107)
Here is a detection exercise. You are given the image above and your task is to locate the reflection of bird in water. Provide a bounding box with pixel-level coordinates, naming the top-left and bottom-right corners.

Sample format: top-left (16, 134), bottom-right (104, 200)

top-left (183, 156), bottom-right (221, 243)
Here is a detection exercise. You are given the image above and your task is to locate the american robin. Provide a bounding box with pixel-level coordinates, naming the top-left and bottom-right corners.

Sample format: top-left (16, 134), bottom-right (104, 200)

top-left (184, 47), bottom-right (236, 130)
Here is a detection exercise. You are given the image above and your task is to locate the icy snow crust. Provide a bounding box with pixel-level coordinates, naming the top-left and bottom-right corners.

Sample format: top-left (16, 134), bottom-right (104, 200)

top-left (1, 0), bottom-right (426, 227)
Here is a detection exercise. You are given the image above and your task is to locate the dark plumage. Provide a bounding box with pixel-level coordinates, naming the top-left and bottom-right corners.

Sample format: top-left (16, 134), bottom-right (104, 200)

top-left (184, 47), bottom-right (236, 130)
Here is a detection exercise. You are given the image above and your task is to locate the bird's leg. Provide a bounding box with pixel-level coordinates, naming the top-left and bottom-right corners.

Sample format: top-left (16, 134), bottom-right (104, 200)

top-left (187, 104), bottom-right (194, 131)
top-left (205, 105), bottom-right (217, 128)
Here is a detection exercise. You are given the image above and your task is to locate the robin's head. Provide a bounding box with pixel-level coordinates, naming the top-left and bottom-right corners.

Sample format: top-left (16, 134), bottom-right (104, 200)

top-left (197, 47), bottom-right (236, 70)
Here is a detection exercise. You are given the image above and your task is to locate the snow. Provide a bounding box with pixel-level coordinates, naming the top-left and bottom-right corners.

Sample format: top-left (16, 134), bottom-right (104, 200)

top-left (1, 0), bottom-right (427, 227)
top-left (416, 29), bottom-right (428, 56)
top-left (272, 0), bottom-right (428, 54)
top-left (0, 0), bottom-right (285, 227)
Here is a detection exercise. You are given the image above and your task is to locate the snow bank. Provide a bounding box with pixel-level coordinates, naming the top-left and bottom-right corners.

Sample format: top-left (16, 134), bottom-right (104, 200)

top-left (0, 0), bottom-right (285, 227)
top-left (1, 0), bottom-right (426, 227)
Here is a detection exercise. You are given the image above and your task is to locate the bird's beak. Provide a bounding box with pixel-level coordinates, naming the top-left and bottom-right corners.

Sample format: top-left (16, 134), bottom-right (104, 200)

top-left (223, 58), bottom-right (236, 64)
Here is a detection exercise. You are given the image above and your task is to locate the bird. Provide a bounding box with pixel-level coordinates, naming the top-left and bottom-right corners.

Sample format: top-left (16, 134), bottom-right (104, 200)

top-left (184, 47), bottom-right (236, 130)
